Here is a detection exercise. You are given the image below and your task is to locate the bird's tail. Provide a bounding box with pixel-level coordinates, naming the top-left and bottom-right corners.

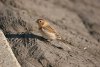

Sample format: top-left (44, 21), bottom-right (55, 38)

top-left (56, 33), bottom-right (70, 44)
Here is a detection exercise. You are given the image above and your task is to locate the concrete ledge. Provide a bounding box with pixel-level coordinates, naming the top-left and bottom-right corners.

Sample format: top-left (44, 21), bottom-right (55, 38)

top-left (0, 30), bottom-right (21, 67)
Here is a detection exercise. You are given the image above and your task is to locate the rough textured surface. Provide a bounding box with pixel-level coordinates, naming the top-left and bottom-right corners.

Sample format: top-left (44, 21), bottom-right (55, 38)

top-left (0, 0), bottom-right (100, 67)
top-left (0, 30), bottom-right (21, 67)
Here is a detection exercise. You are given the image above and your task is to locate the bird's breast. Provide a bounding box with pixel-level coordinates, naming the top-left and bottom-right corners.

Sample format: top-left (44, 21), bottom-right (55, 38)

top-left (40, 28), bottom-right (57, 40)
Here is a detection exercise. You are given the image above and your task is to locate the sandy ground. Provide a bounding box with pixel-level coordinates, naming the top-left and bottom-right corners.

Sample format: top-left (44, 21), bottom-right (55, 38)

top-left (0, 0), bottom-right (100, 67)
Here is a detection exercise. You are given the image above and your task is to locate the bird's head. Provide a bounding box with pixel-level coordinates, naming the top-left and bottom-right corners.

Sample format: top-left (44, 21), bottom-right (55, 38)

top-left (36, 19), bottom-right (49, 27)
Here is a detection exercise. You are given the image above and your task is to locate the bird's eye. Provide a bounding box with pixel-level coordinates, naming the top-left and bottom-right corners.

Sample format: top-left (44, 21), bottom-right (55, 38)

top-left (39, 20), bottom-right (42, 23)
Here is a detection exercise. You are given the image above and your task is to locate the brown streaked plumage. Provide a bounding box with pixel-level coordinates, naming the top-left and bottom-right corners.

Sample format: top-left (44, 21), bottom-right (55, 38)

top-left (36, 19), bottom-right (72, 49)
top-left (36, 19), bottom-right (61, 40)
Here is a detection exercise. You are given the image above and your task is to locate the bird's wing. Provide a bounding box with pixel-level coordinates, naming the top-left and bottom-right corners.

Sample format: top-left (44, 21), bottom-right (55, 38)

top-left (43, 25), bottom-right (56, 33)
top-left (43, 25), bottom-right (62, 39)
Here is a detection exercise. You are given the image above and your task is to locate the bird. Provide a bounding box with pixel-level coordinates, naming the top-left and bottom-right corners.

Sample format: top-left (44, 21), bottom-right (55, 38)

top-left (36, 19), bottom-right (71, 49)
top-left (36, 18), bottom-right (62, 41)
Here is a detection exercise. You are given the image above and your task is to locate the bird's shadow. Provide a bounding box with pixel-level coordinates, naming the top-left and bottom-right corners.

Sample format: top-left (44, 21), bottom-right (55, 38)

top-left (5, 33), bottom-right (63, 50)
top-left (5, 33), bottom-right (48, 42)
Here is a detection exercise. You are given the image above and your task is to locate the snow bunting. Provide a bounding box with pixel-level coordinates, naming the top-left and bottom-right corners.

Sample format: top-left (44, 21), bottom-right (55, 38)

top-left (36, 19), bottom-right (62, 41)
top-left (36, 19), bottom-right (71, 49)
